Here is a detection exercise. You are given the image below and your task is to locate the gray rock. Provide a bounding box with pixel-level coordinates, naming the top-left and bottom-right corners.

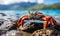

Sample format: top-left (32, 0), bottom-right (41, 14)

top-left (6, 30), bottom-right (21, 36)
top-left (55, 16), bottom-right (60, 26)
top-left (0, 16), bottom-right (18, 35)
top-left (0, 15), bottom-right (18, 36)
top-left (1, 34), bottom-right (6, 36)
top-left (0, 30), bottom-right (7, 35)
top-left (0, 13), bottom-right (6, 17)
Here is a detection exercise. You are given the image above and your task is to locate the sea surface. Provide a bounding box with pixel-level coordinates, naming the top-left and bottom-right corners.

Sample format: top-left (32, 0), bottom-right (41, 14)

top-left (0, 10), bottom-right (60, 18)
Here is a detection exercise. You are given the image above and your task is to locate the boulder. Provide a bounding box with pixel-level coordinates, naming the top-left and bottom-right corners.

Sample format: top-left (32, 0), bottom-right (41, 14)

top-left (0, 13), bottom-right (6, 17)
top-left (31, 29), bottom-right (59, 36)
top-left (0, 16), bottom-right (18, 30)
top-left (6, 30), bottom-right (20, 36)
top-left (55, 16), bottom-right (60, 26)
top-left (0, 15), bottom-right (18, 36)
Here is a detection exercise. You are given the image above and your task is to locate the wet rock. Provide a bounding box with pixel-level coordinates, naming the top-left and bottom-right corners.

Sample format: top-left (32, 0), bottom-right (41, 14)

top-left (18, 20), bottom-right (42, 31)
top-left (54, 16), bottom-right (60, 28)
top-left (55, 16), bottom-right (60, 24)
top-left (6, 30), bottom-right (20, 36)
top-left (0, 13), bottom-right (18, 33)
top-left (1, 34), bottom-right (6, 36)
top-left (0, 13), bottom-right (6, 16)
top-left (0, 15), bottom-right (18, 36)
top-left (5, 30), bottom-right (32, 36)
top-left (0, 30), bottom-right (19, 36)
top-left (0, 16), bottom-right (18, 30)
top-left (0, 30), bottom-right (7, 35)
top-left (18, 22), bottom-right (37, 31)
top-left (31, 29), bottom-right (58, 36)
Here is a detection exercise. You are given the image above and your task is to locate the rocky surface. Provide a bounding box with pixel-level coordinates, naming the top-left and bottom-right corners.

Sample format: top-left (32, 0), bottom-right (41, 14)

top-left (32, 29), bottom-right (60, 36)
top-left (55, 16), bottom-right (60, 25)
top-left (31, 29), bottom-right (53, 36)
top-left (0, 13), bottom-right (6, 16)
top-left (0, 13), bottom-right (18, 36)
top-left (0, 16), bottom-right (18, 30)
top-left (0, 13), bottom-right (60, 36)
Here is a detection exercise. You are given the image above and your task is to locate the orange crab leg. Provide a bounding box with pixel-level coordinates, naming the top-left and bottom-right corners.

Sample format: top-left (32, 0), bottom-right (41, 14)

top-left (43, 21), bottom-right (48, 30)
top-left (42, 16), bottom-right (55, 30)
top-left (17, 15), bottom-right (29, 27)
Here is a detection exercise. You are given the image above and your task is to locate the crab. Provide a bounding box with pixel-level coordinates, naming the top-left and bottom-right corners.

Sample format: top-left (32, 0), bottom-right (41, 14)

top-left (17, 12), bottom-right (56, 30)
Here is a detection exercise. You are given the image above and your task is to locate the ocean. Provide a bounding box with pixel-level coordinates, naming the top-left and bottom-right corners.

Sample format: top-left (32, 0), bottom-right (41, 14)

top-left (0, 10), bottom-right (60, 18)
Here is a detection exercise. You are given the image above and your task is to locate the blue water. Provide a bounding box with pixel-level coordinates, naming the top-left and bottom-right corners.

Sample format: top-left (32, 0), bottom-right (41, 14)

top-left (0, 10), bottom-right (60, 18)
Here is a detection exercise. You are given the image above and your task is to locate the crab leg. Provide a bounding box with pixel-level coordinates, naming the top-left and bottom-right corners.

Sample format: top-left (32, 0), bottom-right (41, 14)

top-left (17, 15), bottom-right (29, 27)
top-left (42, 16), bottom-right (56, 30)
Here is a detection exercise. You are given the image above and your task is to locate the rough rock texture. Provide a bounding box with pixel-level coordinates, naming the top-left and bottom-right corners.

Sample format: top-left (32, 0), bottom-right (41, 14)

top-left (55, 16), bottom-right (60, 25)
top-left (18, 20), bottom-right (43, 31)
top-left (54, 16), bottom-right (60, 29)
top-left (31, 29), bottom-right (60, 36)
top-left (0, 13), bottom-right (18, 35)
top-left (31, 29), bottom-right (53, 36)
top-left (6, 30), bottom-right (19, 36)
top-left (0, 16), bottom-right (18, 30)
top-left (0, 13), bottom-right (60, 36)
top-left (2, 30), bottom-right (32, 36)
top-left (0, 13), bottom-right (6, 16)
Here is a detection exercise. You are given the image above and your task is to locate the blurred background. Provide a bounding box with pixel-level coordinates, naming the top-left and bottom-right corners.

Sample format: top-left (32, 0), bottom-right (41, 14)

top-left (0, 0), bottom-right (60, 18)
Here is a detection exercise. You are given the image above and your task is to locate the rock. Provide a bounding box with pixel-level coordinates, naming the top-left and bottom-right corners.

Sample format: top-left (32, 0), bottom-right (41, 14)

top-left (0, 15), bottom-right (18, 36)
top-left (55, 16), bottom-right (60, 18)
top-left (18, 22), bottom-right (35, 31)
top-left (1, 34), bottom-right (6, 36)
top-left (55, 16), bottom-right (60, 24)
top-left (0, 13), bottom-right (6, 17)
top-left (53, 16), bottom-right (60, 29)
top-left (31, 29), bottom-right (58, 36)
top-left (5, 30), bottom-right (28, 36)
top-left (0, 30), bottom-right (19, 36)
top-left (0, 15), bottom-right (18, 30)
top-left (6, 30), bottom-right (20, 36)
top-left (0, 30), bottom-right (7, 35)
